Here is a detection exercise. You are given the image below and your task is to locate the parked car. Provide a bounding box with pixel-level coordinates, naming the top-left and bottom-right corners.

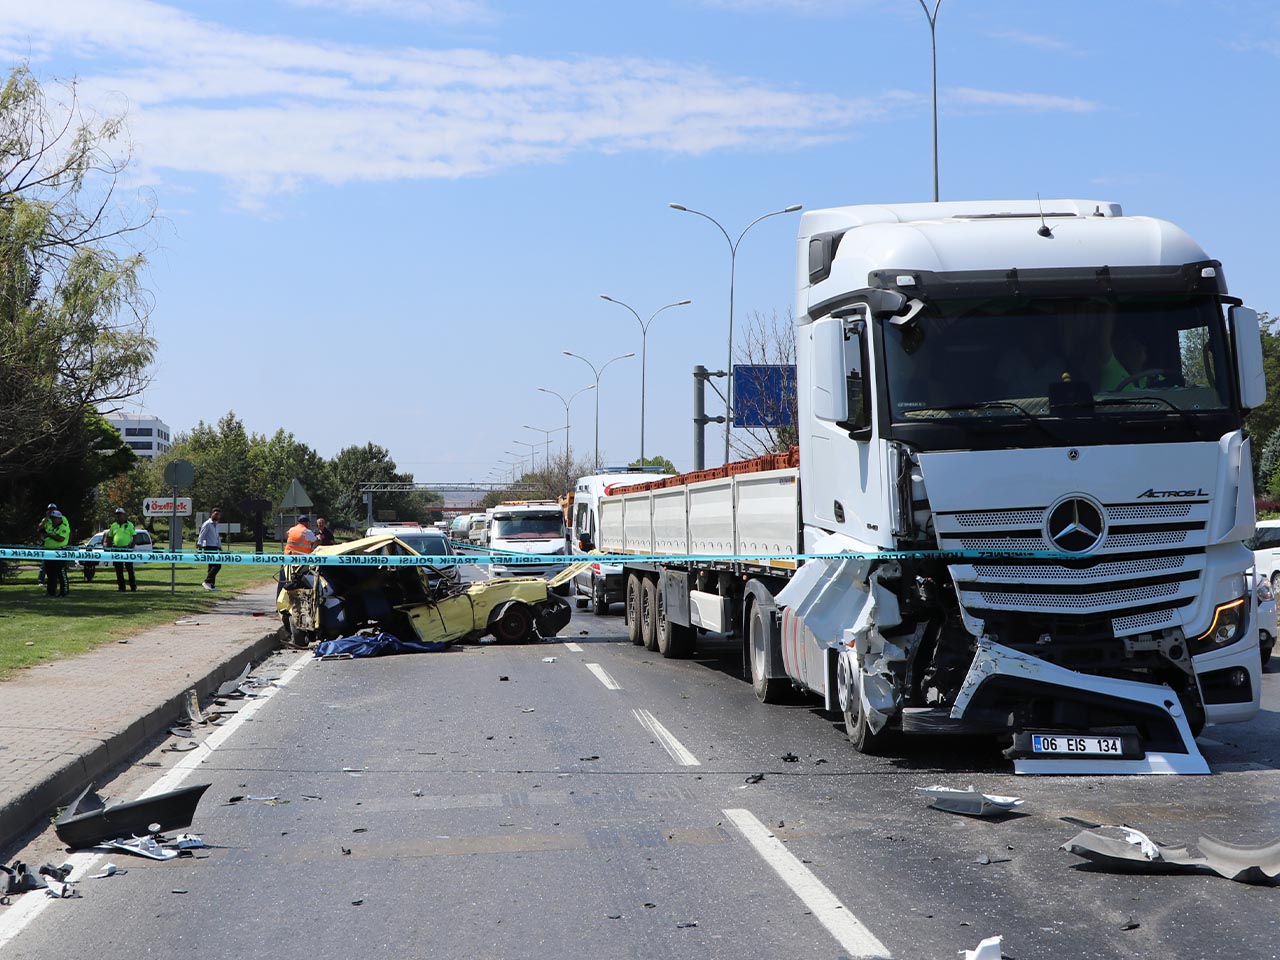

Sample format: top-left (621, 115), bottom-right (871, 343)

top-left (1254, 571), bottom-right (1276, 666)
top-left (1248, 518), bottom-right (1280, 589)
top-left (76, 528), bottom-right (154, 581)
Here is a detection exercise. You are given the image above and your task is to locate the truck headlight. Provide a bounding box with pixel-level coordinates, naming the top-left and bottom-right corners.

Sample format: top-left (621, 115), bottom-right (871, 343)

top-left (1190, 597), bottom-right (1247, 655)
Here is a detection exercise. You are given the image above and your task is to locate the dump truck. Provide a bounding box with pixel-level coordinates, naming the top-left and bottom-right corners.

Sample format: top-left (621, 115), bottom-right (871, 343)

top-left (592, 198), bottom-right (1267, 774)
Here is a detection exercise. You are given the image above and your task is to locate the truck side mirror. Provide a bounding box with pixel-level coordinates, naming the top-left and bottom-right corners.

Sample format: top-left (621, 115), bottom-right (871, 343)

top-left (1229, 305), bottom-right (1266, 409)
top-left (841, 321), bottom-right (872, 439)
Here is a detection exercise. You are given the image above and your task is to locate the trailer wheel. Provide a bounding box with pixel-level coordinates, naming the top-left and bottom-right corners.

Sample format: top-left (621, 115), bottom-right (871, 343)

top-left (493, 603), bottom-right (535, 643)
top-left (656, 584), bottom-right (694, 659)
top-left (591, 578), bottom-right (609, 616)
top-left (640, 577), bottom-right (659, 651)
top-left (625, 574), bottom-right (643, 645)
top-left (749, 604), bottom-right (786, 703)
top-left (837, 650), bottom-right (893, 754)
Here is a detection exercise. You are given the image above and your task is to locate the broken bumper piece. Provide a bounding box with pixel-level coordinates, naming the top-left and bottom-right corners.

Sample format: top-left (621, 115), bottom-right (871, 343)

top-left (950, 640), bottom-right (1209, 775)
top-left (1062, 825), bottom-right (1280, 885)
top-left (55, 782), bottom-right (212, 849)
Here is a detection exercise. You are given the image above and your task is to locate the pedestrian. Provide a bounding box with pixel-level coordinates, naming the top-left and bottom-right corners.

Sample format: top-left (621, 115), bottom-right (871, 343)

top-left (34, 503), bottom-right (57, 585)
top-left (41, 508), bottom-right (71, 597)
top-left (109, 507), bottom-right (138, 592)
top-left (285, 515), bottom-right (316, 555)
top-left (198, 507), bottom-right (223, 590)
top-left (314, 516), bottom-right (335, 548)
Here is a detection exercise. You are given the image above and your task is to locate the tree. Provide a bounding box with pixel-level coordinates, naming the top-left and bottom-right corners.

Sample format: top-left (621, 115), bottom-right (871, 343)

top-left (0, 65), bottom-right (155, 542)
top-left (629, 454), bottom-right (678, 475)
top-left (1247, 313), bottom-right (1280, 486)
top-left (329, 442), bottom-right (438, 528)
top-left (730, 308), bottom-right (798, 458)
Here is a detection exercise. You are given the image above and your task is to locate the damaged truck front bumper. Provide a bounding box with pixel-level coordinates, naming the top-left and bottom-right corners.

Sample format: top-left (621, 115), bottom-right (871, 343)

top-left (950, 639), bottom-right (1209, 775)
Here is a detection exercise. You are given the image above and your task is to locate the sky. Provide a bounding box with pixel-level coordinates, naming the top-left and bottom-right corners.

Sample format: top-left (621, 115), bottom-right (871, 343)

top-left (4, 0), bottom-right (1279, 482)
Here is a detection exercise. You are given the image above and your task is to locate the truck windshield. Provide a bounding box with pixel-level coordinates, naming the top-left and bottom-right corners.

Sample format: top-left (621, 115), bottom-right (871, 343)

top-left (492, 514), bottom-right (565, 539)
top-left (883, 295), bottom-right (1231, 423)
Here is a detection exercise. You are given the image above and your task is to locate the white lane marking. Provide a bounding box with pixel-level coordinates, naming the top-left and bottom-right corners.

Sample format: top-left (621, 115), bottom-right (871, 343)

top-left (722, 808), bottom-right (890, 959)
top-left (633, 709), bottom-right (701, 766)
top-left (585, 662), bottom-right (621, 690)
top-left (0, 653), bottom-right (311, 950)
top-left (563, 642), bottom-right (584, 653)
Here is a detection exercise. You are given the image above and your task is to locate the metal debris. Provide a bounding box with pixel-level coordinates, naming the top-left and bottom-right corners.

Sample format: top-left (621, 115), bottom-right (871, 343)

top-left (916, 785), bottom-right (1024, 818)
top-left (215, 664), bottom-right (252, 698)
top-left (55, 782), bottom-right (211, 849)
top-left (961, 935), bottom-right (1003, 960)
top-left (105, 836), bottom-right (179, 861)
top-left (1061, 825), bottom-right (1280, 885)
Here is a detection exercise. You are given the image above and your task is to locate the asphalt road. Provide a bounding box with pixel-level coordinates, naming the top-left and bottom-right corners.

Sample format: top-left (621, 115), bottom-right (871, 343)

top-left (3, 581), bottom-right (1279, 959)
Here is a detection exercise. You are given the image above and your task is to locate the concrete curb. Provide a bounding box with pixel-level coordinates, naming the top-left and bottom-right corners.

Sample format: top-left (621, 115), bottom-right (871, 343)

top-left (0, 627), bottom-right (283, 856)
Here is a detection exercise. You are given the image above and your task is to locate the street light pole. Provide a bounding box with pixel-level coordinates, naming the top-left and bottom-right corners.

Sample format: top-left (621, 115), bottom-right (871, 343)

top-left (538, 385), bottom-right (594, 464)
top-left (668, 202), bottom-right (802, 465)
top-left (562, 350), bottom-right (635, 471)
top-left (918, 0), bottom-right (944, 202)
top-left (523, 424), bottom-right (568, 474)
top-left (600, 295), bottom-right (691, 464)
top-left (512, 439), bottom-right (537, 474)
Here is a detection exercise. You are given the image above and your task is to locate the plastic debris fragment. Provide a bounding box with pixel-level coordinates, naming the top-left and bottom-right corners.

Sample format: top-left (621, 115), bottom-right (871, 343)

top-left (915, 785), bottom-right (1024, 817)
top-left (105, 836), bottom-right (179, 861)
top-left (962, 935), bottom-right (1003, 960)
top-left (1061, 825), bottom-right (1280, 885)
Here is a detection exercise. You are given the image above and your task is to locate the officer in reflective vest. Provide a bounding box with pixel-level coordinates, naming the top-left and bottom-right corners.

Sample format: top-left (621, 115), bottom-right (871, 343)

top-left (110, 507), bottom-right (138, 592)
top-left (41, 509), bottom-right (71, 597)
top-left (285, 515), bottom-right (316, 555)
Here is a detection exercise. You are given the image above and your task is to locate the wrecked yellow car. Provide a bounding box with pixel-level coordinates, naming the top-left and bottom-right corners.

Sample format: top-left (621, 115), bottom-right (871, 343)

top-left (276, 534), bottom-right (578, 648)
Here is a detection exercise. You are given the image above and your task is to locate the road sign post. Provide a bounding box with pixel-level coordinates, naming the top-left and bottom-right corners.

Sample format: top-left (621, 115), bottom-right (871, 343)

top-left (162, 459), bottom-right (195, 594)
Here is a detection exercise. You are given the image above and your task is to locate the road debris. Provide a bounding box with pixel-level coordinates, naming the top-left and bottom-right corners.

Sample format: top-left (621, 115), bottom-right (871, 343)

top-left (1, 862), bottom-right (48, 894)
top-left (676, 920), bottom-right (699, 928)
top-left (973, 854), bottom-right (1012, 865)
top-left (915, 785), bottom-right (1024, 817)
top-left (1120, 918), bottom-right (1140, 931)
top-left (541, 656), bottom-right (557, 663)
top-left (216, 664), bottom-right (252, 698)
top-left (106, 836), bottom-right (178, 861)
top-left (163, 741), bottom-right (199, 753)
top-left (88, 863), bottom-right (126, 879)
top-left (961, 934), bottom-right (1003, 960)
top-left (55, 782), bottom-right (211, 849)
top-left (174, 617), bottom-right (200, 626)
top-left (44, 877), bottom-right (78, 899)
top-left (744, 773), bottom-right (765, 784)
top-left (1061, 825), bottom-right (1280, 884)
top-left (498, 675), bottom-right (510, 681)
top-left (780, 752), bottom-right (799, 763)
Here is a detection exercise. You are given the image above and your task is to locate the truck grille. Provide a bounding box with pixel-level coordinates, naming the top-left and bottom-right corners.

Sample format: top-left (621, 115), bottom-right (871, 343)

top-left (936, 501), bottom-right (1209, 637)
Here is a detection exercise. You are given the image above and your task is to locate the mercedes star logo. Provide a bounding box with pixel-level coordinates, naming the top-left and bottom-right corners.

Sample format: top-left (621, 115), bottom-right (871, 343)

top-left (1045, 496), bottom-right (1105, 553)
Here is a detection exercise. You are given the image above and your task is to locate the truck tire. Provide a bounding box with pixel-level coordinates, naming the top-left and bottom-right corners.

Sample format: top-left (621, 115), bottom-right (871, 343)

top-left (640, 577), bottom-right (659, 651)
top-left (748, 603), bottom-right (786, 703)
top-left (656, 584), bottom-right (694, 659)
top-left (625, 574), bottom-right (643, 645)
top-left (591, 578), bottom-right (609, 616)
top-left (837, 651), bottom-right (894, 754)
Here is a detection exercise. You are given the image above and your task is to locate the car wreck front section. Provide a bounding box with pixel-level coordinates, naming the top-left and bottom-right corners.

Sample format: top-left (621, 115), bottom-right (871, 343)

top-left (792, 199), bottom-right (1266, 773)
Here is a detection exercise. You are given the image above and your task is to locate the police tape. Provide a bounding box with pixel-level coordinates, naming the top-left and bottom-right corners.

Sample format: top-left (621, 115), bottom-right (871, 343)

top-left (0, 546), bottom-right (1076, 567)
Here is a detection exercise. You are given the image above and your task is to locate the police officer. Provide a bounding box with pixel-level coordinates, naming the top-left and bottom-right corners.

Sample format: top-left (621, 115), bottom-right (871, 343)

top-left (110, 507), bottom-right (138, 592)
top-left (41, 509), bottom-right (71, 597)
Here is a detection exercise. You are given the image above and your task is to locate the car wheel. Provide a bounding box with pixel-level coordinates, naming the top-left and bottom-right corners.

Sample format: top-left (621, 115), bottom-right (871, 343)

top-left (640, 577), bottom-right (659, 651)
top-left (493, 603), bottom-right (535, 643)
top-left (592, 578), bottom-right (609, 616)
top-left (625, 574), bottom-right (643, 645)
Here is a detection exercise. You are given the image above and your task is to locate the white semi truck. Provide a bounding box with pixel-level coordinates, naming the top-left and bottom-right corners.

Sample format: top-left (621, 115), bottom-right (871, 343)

top-left (594, 198), bottom-right (1267, 774)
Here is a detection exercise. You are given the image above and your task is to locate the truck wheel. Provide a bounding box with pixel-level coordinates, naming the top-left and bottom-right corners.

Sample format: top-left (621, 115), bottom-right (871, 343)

top-left (640, 577), bottom-right (659, 651)
top-left (656, 585), bottom-right (694, 659)
top-left (625, 574), bottom-right (643, 645)
top-left (837, 651), bottom-right (893, 755)
top-left (493, 603), bottom-right (535, 643)
top-left (573, 580), bottom-right (588, 609)
top-left (749, 604), bottom-right (786, 703)
top-left (592, 578), bottom-right (609, 616)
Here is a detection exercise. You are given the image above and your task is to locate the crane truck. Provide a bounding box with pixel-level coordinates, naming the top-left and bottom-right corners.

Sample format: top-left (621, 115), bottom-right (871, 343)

top-left (583, 198), bottom-right (1267, 774)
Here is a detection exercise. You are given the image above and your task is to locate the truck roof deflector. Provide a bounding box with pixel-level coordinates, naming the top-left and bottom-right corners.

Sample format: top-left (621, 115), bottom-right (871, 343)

top-left (950, 639), bottom-right (1210, 775)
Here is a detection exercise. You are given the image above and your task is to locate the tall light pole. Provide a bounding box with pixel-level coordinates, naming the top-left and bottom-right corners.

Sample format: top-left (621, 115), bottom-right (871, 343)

top-left (918, 0), bottom-right (943, 202)
top-left (538, 385), bottom-right (594, 464)
top-left (562, 350), bottom-right (635, 471)
top-left (600, 295), bottom-right (691, 464)
top-left (499, 459), bottom-right (519, 484)
top-left (512, 439), bottom-right (538, 474)
top-left (668, 202), bottom-right (802, 465)
top-left (523, 424), bottom-right (568, 473)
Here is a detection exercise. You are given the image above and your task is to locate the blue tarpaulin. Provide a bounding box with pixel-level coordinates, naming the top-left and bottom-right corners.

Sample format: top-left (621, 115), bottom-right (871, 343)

top-left (313, 632), bottom-right (451, 658)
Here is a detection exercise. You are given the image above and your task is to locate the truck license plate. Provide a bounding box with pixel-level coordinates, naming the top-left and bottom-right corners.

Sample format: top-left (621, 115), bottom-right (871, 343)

top-left (1030, 733), bottom-right (1124, 756)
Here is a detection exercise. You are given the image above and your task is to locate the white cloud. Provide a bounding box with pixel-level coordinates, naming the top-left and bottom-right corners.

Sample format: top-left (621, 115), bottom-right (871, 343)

top-left (947, 87), bottom-right (1098, 114)
top-left (0, 0), bottom-right (876, 207)
top-left (279, 0), bottom-right (493, 23)
top-left (991, 29), bottom-right (1079, 54)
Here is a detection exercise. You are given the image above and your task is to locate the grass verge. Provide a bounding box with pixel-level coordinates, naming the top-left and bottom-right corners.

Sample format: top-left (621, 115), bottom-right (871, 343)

top-left (0, 547), bottom-right (279, 678)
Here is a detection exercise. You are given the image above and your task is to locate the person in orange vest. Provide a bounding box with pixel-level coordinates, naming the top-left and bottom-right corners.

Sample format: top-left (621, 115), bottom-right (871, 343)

top-left (285, 515), bottom-right (316, 555)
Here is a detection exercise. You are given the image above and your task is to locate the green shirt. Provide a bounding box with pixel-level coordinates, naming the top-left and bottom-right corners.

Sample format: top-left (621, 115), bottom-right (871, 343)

top-left (110, 520), bottom-right (136, 548)
top-left (43, 517), bottom-right (70, 549)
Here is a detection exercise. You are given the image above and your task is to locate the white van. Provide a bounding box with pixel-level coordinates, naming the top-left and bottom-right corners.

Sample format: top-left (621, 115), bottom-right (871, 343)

top-left (487, 501), bottom-right (568, 590)
top-left (569, 470), bottom-right (672, 614)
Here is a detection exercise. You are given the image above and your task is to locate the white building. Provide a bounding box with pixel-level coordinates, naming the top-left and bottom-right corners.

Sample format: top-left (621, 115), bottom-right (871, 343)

top-left (107, 414), bottom-right (173, 459)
